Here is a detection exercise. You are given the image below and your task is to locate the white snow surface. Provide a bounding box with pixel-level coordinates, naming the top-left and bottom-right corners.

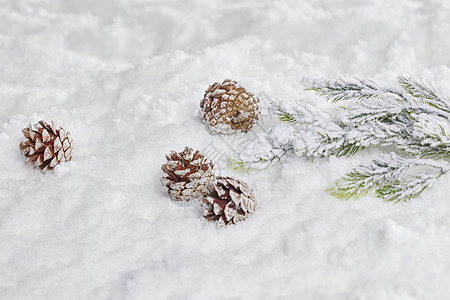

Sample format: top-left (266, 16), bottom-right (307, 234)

top-left (1, 0), bottom-right (450, 299)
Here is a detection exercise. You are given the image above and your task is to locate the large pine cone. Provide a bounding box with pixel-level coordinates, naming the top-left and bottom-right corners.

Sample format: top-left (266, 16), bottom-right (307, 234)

top-left (200, 79), bottom-right (260, 134)
top-left (19, 120), bottom-right (73, 172)
top-left (202, 176), bottom-right (256, 226)
top-left (161, 147), bottom-right (215, 202)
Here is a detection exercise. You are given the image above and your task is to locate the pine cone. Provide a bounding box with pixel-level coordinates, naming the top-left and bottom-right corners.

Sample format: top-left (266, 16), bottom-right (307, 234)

top-left (200, 79), bottom-right (260, 134)
top-left (202, 176), bottom-right (256, 226)
top-left (161, 147), bottom-right (215, 202)
top-left (19, 120), bottom-right (73, 172)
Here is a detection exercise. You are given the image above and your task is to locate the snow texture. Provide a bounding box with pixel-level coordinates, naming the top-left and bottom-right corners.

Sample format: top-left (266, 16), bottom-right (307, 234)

top-left (1, 0), bottom-right (450, 299)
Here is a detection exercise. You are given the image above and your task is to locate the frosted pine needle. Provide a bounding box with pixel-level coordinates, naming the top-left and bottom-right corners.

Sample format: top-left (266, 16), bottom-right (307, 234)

top-left (230, 76), bottom-right (450, 202)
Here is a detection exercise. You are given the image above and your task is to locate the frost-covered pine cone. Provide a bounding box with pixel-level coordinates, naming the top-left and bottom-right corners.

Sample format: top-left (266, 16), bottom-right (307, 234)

top-left (202, 176), bottom-right (256, 226)
top-left (200, 79), bottom-right (260, 134)
top-left (161, 147), bottom-right (215, 202)
top-left (19, 120), bottom-right (73, 172)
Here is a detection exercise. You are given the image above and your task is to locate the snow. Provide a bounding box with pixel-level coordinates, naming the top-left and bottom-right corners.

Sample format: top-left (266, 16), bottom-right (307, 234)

top-left (1, 0), bottom-right (450, 299)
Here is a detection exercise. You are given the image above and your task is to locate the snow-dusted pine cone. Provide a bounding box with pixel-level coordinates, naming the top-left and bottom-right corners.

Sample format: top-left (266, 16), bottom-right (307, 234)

top-left (19, 120), bottom-right (73, 172)
top-left (161, 147), bottom-right (215, 202)
top-left (202, 176), bottom-right (256, 226)
top-left (200, 79), bottom-right (260, 134)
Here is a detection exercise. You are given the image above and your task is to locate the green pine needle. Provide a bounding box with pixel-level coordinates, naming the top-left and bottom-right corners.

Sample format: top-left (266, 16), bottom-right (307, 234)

top-left (278, 112), bottom-right (301, 125)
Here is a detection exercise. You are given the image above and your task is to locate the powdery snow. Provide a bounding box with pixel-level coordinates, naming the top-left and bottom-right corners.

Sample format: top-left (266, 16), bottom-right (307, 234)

top-left (1, 0), bottom-right (450, 299)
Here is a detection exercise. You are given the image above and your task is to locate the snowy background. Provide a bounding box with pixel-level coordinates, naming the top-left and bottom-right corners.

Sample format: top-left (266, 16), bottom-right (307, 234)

top-left (1, 0), bottom-right (450, 299)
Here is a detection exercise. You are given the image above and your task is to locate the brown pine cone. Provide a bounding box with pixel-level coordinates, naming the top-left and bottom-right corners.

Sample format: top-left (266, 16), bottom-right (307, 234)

top-left (202, 176), bottom-right (256, 226)
top-left (19, 120), bottom-right (73, 172)
top-left (200, 79), bottom-right (260, 134)
top-left (161, 147), bottom-right (215, 202)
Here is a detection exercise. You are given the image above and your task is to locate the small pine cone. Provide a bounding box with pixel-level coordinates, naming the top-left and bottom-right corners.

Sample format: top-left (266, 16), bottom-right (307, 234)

top-left (202, 176), bottom-right (256, 226)
top-left (200, 79), bottom-right (260, 135)
top-left (161, 147), bottom-right (215, 202)
top-left (19, 120), bottom-right (73, 172)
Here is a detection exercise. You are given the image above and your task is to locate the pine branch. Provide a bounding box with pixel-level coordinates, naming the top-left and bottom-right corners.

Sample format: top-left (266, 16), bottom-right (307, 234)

top-left (302, 76), bottom-right (409, 103)
top-left (303, 76), bottom-right (450, 119)
top-left (274, 77), bottom-right (450, 160)
top-left (302, 77), bottom-right (382, 102)
top-left (345, 94), bottom-right (411, 125)
top-left (232, 75), bottom-right (450, 201)
top-left (272, 98), bottom-right (368, 158)
top-left (271, 98), bottom-right (329, 126)
top-left (291, 112), bottom-right (412, 159)
top-left (293, 113), bottom-right (450, 160)
top-left (278, 112), bottom-right (302, 125)
top-left (228, 127), bottom-right (295, 170)
top-left (300, 77), bottom-right (450, 159)
top-left (228, 155), bottom-right (255, 171)
top-left (331, 154), bottom-right (450, 203)
top-left (328, 153), bottom-right (449, 202)
top-left (398, 76), bottom-right (450, 114)
top-left (293, 128), bottom-right (366, 158)
top-left (228, 153), bottom-right (282, 171)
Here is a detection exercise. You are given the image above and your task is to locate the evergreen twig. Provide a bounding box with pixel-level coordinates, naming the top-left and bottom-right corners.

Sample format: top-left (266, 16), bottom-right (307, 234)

top-left (328, 153), bottom-right (449, 202)
top-left (230, 76), bottom-right (450, 201)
